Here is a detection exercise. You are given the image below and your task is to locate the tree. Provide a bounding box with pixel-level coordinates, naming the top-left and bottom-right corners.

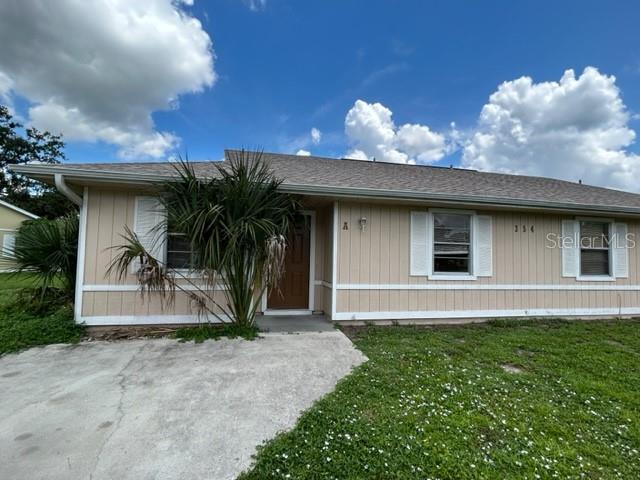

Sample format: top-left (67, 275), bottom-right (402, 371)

top-left (0, 104), bottom-right (75, 218)
top-left (109, 150), bottom-right (300, 327)
top-left (12, 214), bottom-right (79, 300)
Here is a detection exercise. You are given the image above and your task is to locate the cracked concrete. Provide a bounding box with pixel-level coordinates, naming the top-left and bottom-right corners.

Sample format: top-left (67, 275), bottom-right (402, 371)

top-left (0, 332), bottom-right (366, 480)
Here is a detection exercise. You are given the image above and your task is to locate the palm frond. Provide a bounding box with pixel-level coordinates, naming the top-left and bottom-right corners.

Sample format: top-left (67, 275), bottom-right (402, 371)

top-left (112, 149), bottom-right (301, 326)
top-left (12, 214), bottom-right (78, 299)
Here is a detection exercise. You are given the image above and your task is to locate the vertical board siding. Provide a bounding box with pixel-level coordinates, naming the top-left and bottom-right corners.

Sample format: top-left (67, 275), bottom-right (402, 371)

top-left (82, 290), bottom-right (229, 317)
top-left (336, 202), bottom-right (640, 315)
top-left (81, 190), bottom-right (640, 319)
top-left (81, 188), bottom-right (334, 317)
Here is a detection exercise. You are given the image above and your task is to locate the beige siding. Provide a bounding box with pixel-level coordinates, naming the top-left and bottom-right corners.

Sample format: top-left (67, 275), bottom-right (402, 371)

top-left (81, 290), bottom-right (229, 317)
top-left (314, 204), bottom-right (334, 315)
top-left (80, 188), bottom-right (333, 319)
top-left (80, 188), bottom-right (640, 323)
top-left (0, 203), bottom-right (36, 272)
top-left (0, 231), bottom-right (18, 271)
top-left (335, 202), bottom-right (640, 317)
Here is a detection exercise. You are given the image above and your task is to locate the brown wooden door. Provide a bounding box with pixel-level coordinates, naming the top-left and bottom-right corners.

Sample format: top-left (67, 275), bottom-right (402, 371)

top-left (267, 219), bottom-right (310, 309)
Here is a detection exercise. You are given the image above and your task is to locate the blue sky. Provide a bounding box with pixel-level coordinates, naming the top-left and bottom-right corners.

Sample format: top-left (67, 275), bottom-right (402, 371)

top-left (1, 1), bottom-right (640, 189)
top-left (165, 0), bottom-right (640, 161)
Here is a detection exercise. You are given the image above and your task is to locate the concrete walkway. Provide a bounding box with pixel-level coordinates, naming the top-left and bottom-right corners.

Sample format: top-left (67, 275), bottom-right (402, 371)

top-left (256, 314), bottom-right (335, 333)
top-left (0, 332), bottom-right (366, 480)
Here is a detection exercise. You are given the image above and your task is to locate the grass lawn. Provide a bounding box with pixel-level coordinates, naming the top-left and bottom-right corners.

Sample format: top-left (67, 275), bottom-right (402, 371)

top-left (0, 273), bottom-right (83, 355)
top-left (240, 320), bottom-right (640, 479)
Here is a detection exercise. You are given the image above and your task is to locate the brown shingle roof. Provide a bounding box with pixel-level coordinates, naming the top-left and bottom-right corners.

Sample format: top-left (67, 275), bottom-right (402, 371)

top-left (12, 150), bottom-right (640, 214)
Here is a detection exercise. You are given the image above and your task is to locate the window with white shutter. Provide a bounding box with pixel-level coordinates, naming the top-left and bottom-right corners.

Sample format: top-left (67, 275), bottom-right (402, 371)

top-left (579, 221), bottom-right (611, 277)
top-left (432, 213), bottom-right (471, 274)
top-left (134, 196), bottom-right (167, 264)
top-left (473, 215), bottom-right (493, 277)
top-left (410, 211), bottom-right (431, 276)
top-left (612, 223), bottom-right (629, 278)
top-left (561, 219), bottom-right (579, 277)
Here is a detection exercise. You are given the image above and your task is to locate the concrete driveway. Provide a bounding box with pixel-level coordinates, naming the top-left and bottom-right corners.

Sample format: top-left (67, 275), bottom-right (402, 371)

top-left (0, 332), bottom-right (366, 480)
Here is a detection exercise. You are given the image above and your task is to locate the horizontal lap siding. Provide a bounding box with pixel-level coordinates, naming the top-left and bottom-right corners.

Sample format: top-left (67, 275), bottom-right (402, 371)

top-left (335, 202), bottom-right (640, 315)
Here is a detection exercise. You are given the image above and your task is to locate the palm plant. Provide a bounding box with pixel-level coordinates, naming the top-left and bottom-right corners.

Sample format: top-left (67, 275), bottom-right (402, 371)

top-left (12, 213), bottom-right (79, 299)
top-left (108, 150), bottom-right (300, 327)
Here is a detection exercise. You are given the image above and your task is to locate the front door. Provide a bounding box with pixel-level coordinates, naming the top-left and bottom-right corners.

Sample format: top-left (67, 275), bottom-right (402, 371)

top-left (267, 218), bottom-right (310, 310)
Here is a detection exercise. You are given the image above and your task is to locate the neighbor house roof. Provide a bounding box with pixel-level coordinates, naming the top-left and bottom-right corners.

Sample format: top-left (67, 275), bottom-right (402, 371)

top-left (0, 199), bottom-right (39, 219)
top-left (11, 150), bottom-right (640, 215)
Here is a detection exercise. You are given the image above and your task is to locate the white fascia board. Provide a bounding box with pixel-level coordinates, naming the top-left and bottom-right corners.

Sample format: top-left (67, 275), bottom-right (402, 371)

top-left (0, 199), bottom-right (39, 219)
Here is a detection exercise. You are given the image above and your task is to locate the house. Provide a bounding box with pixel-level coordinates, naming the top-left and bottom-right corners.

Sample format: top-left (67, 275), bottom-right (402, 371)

top-left (0, 199), bottom-right (39, 272)
top-left (12, 150), bottom-right (640, 326)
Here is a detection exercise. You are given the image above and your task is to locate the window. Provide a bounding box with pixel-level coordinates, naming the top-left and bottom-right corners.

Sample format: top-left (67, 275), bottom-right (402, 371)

top-left (579, 221), bottom-right (610, 276)
top-left (2, 233), bottom-right (15, 258)
top-left (433, 213), bottom-right (471, 274)
top-left (166, 233), bottom-right (194, 270)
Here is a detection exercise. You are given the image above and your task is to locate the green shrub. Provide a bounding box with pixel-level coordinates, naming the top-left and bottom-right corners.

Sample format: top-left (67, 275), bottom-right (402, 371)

top-left (12, 214), bottom-right (78, 300)
top-left (0, 289), bottom-right (84, 354)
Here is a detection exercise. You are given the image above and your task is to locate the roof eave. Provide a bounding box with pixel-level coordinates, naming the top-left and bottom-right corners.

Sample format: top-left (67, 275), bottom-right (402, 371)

top-left (0, 198), bottom-right (40, 219)
top-left (12, 164), bottom-right (640, 217)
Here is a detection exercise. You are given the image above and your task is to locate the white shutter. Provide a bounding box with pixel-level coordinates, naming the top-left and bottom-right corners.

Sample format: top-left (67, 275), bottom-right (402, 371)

top-left (613, 222), bottom-right (629, 278)
top-left (473, 215), bottom-right (493, 277)
top-left (561, 219), bottom-right (579, 277)
top-left (410, 211), bottom-right (431, 276)
top-left (134, 196), bottom-right (167, 263)
top-left (2, 233), bottom-right (15, 258)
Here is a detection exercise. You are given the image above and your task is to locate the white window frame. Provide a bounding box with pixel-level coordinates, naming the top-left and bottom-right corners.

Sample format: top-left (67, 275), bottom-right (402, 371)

top-left (428, 208), bottom-right (476, 281)
top-left (576, 217), bottom-right (615, 282)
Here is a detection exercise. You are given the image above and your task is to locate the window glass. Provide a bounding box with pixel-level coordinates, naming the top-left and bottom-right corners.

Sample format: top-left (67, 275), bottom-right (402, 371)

top-left (579, 221), bottom-right (610, 276)
top-left (2, 233), bottom-right (15, 258)
top-left (433, 213), bottom-right (471, 274)
top-left (166, 233), bottom-right (193, 269)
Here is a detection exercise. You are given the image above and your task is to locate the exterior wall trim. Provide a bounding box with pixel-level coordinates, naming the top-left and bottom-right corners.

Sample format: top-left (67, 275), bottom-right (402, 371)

top-left (83, 284), bottom-right (227, 292)
top-left (307, 210), bottom-right (316, 312)
top-left (74, 187), bottom-right (88, 323)
top-left (0, 198), bottom-right (39, 219)
top-left (427, 275), bottom-right (477, 281)
top-left (331, 201), bottom-right (338, 320)
top-left (79, 314), bottom-right (230, 326)
top-left (336, 283), bottom-right (640, 291)
top-left (333, 307), bottom-right (640, 321)
top-left (262, 309), bottom-right (313, 316)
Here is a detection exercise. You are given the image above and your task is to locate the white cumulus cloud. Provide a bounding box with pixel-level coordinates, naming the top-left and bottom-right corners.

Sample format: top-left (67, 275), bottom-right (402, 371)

top-left (310, 127), bottom-right (322, 144)
top-left (344, 100), bottom-right (447, 164)
top-left (462, 67), bottom-right (640, 190)
top-left (0, 0), bottom-right (215, 159)
top-left (296, 149), bottom-right (311, 156)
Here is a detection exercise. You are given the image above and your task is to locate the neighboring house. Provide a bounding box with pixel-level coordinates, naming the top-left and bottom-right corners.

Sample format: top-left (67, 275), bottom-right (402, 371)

top-left (13, 150), bottom-right (640, 326)
top-left (0, 199), bottom-right (39, 272)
